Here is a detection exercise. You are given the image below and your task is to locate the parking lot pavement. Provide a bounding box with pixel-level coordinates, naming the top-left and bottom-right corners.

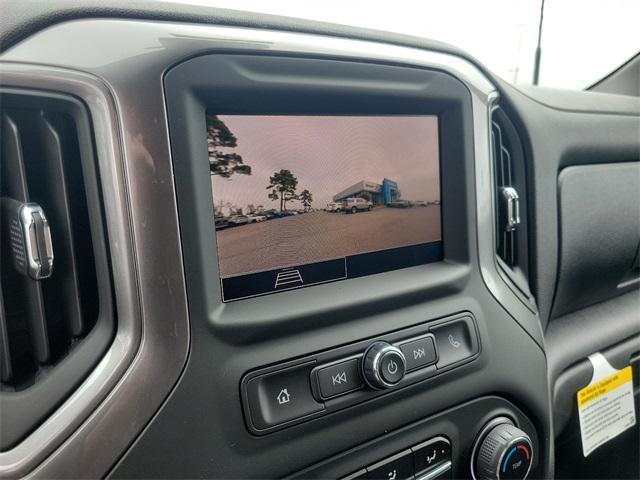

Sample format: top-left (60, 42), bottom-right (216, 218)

top-left (216, 207), bottom-right (441, 277)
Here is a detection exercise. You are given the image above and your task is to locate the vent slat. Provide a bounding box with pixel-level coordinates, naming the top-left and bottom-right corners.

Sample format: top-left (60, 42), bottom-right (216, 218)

top-left (502, 139), bottom-right (515, 266)
top-left (491, 130), bottom-right (499, 187)
top-left (0, 287), bottom-right (12, 382)
top-left (2, 114), bottom-right (30, 202)
top-left (493, 121), bottom-right (504, 186)
top-left (501, 146), bottom-right (512, 186)
top-left (1, 113), bottom-right (51, 364)
top-left (34, 113), bottom-right (84, 337)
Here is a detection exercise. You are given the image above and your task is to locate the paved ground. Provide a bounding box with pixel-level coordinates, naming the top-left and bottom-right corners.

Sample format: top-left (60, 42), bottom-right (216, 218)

top-left (216, 206), bottom-right (441, 277)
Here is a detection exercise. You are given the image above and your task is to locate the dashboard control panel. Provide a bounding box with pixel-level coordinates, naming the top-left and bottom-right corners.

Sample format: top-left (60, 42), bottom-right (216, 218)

top-left (241, 314), bottom-right (480, 434)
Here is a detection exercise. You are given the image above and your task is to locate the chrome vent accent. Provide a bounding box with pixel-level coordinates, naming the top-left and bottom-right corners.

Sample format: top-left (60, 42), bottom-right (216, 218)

top-left (0, 90), bottom-right (113, 450)
top-left (5, 200), bottom-right (54, 281)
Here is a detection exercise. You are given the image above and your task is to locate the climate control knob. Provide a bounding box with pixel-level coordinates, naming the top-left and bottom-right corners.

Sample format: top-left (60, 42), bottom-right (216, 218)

top-left (472, 420), bottom-right (533, 480)
top-left (362, 341), bottom-right (406, 389)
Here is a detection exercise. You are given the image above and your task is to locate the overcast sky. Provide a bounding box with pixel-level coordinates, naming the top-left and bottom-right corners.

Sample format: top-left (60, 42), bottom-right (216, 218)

top-left (169, 0), bottom-right (639, 90)
top-left (210, 115), bottom-right (440, 210)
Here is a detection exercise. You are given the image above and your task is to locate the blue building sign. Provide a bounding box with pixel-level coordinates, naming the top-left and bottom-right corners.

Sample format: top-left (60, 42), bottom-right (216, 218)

top-left (381, 178), bottom-right (399, 204)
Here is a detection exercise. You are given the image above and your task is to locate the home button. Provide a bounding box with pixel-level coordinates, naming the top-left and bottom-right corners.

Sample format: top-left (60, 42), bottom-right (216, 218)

top-left (245, 362), bottom-right (324, 430)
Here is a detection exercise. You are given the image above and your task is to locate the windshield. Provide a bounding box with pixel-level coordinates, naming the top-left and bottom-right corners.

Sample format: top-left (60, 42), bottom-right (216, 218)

top-left (169, 0), bottom-right (639, 90)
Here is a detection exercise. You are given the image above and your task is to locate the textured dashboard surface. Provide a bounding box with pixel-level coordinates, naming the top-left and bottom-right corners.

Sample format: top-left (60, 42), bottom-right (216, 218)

top-left (555, 163), bottom-right (640, 317)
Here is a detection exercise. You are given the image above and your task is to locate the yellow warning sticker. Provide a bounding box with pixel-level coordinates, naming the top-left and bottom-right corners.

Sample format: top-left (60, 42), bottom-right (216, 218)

top-left (577, 354), bottom-right (636, 457)
top-left (577, 366), bottom-right (633, 407)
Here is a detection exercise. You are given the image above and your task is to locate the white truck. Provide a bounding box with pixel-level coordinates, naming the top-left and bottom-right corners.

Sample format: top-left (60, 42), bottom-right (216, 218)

top-left (343, 197), bottom-right (373, 213)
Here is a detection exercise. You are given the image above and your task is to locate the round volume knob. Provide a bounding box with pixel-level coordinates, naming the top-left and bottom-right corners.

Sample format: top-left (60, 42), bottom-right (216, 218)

top-left (472, 421), bottom-right (533, 480)
top-left (362, 341), bottom-right (406, 389)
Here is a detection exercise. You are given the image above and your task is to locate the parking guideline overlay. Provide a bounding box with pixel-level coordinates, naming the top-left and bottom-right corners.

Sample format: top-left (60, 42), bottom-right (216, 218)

top-left (220, 241), bottom-right (442, 301)
top-left (221, 258), bottom-right (347, 301)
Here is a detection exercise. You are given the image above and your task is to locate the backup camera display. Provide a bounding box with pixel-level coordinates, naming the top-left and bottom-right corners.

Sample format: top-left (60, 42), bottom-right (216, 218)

top-left (208, 114), bottom-right (442, 301)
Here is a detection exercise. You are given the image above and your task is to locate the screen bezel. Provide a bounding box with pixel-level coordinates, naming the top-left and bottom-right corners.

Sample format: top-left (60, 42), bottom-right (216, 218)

top-left (207, 113), bottom-right (444, 301)
top-left (165, 53), bottom-right (473, 334)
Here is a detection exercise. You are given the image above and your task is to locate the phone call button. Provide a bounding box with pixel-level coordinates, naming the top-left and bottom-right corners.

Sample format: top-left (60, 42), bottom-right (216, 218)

top-left (431, 317), bottom-right (477, 369)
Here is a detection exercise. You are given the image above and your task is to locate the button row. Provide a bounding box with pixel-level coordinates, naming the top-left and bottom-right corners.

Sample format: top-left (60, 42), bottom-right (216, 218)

top-left (242, 316), bottom-right (479, 434)
top-left (342, 436), bottom-right (452, 480)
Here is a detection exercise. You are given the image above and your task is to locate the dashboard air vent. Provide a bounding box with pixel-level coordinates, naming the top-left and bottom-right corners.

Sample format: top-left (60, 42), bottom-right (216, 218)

top-left (490, 106), bottom-right (532, 302)
top-left (492, 114), bottom-right (519, 266)
top-left (0, 90), bottom-right (113, 450)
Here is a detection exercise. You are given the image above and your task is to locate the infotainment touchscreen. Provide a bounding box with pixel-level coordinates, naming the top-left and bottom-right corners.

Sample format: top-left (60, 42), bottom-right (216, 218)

top-left (208, 114), bottom-right (442, 301)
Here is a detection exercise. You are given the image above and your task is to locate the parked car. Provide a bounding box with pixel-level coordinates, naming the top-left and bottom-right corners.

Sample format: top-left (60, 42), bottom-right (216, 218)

top-left (386, 200), bottom-right (412, 208)
top-left (326, 202), bottom-right (342, 212)
top-left (413, 200), bottom-right (428, 207)
top-left (227, 215), bottom-right (250, 226)
top-left (343, 197), bottom-right (373, 213)
top-left (214, 217), bottom-right (229, 230)
top-left (248, 215), bottom-right (267, 223)
top-left (264, 210), bottom-right (282, 220)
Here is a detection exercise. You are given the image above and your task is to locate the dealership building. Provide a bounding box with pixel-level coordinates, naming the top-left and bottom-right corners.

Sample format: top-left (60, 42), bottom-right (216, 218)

top-left (333, 178), bottom-right (400, 206)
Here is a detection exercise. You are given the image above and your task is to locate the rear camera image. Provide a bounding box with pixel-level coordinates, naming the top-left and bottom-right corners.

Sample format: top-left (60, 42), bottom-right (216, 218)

top-left (208, 114), bottom-right (442, 300)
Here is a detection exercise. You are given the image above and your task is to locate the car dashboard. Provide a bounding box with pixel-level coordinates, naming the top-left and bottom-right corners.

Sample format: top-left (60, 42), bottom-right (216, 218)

top-left (0, 5), bottom-right (638, 480)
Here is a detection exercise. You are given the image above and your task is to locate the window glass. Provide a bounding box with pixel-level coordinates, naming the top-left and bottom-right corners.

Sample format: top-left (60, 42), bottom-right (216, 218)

top-left (169, 0), bottom-right (640, 89)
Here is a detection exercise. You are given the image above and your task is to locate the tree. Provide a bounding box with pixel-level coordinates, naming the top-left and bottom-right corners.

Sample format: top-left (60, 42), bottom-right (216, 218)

top-left (299, 189), bottom-right (313, 211)
top-left (266, 169), bottom-right (298, 211)
top-left (206, 114), bottom-right (252, 178)
top-left (247, 204), bottom-right (256, 214)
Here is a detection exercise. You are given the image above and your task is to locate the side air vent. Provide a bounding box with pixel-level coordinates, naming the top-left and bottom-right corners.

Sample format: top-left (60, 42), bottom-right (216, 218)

top-left (490, 106), bottom-right (532, 302)
top-left (0, 90), bottom-right (114, 450)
